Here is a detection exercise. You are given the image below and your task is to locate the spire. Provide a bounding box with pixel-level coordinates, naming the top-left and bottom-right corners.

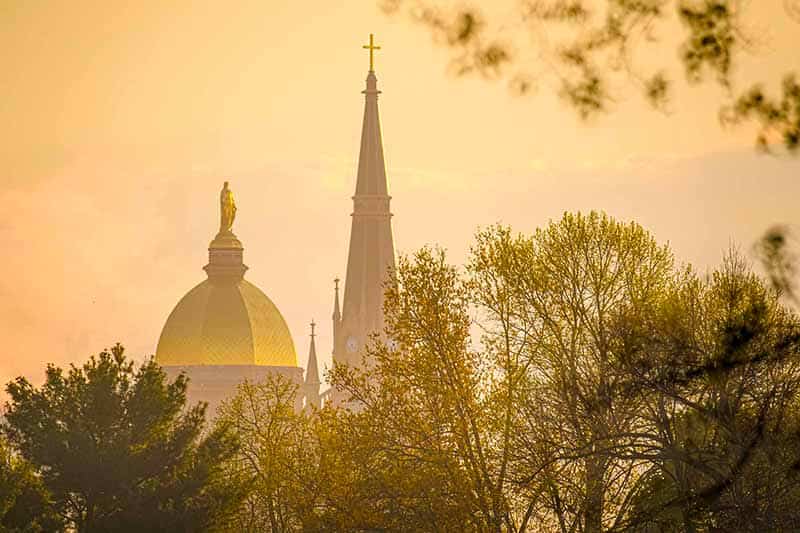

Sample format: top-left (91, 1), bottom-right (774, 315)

top-left (305, 320), bottom-right (320, 386)
top-left (304, 320), bottom-right (321, 409)
top-left (332, 278), bottom-right (341, 322)
top-left (332, 278), bottom-right (342, 373)
top-left (354, 48), bottom-right (389, 197)
top-left (333, 36), bottom-right (397, 381)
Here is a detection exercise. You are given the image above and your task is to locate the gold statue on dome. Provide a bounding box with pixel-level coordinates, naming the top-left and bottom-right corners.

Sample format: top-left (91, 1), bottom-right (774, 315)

top-left (219, 181), bottom-right (237, 234)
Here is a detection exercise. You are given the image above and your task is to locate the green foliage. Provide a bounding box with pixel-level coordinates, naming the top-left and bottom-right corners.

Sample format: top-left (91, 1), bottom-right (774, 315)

top-left (613, 252), bottom-right (800, 530)
top-left (2, 344), bottom-right (243, 532)
top-left (755, 225), bottom-right (797, 300)
top-left (0, 436), bottom-right (59, 532)
top-left (316, 212), bottom-right (800, 531)
top-left (678, 0), bottom-right (736, 86)
top-left (724, 74), bottom-right (800, 153)
top-left (214, 376), bottom-right (317, 532)
top-left (382, 0), bottom-right (799, 152)
top-left (469, 213), bottom-right (676, 532)
top-left (328, 247), bottom-right (493, 531)
top-left (8, 216), bottom-right (800, 532)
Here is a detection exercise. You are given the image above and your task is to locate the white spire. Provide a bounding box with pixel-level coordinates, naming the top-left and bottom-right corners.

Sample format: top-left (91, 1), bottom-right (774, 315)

top-left (332, 45), bottom-right (397, 391)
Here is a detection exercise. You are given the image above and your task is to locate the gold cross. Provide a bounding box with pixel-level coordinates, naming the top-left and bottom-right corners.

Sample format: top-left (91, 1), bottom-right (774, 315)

top-left (362, 33), bottom-right (381, 71)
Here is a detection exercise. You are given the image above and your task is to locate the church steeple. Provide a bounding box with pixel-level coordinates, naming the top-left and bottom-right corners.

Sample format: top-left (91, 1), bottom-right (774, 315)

top-left (304, 320), bottom-right (321, 409)
top-left (332, 36), bottom-right (397, 393)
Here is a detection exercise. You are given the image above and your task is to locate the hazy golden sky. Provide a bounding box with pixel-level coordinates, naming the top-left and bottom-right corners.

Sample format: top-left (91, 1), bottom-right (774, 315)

top-left (1, 1), bottom-right (798, 391)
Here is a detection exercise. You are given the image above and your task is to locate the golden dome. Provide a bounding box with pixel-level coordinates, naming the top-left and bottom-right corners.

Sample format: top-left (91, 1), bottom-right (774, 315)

top-left (156, 279), bottom-right (297, 367)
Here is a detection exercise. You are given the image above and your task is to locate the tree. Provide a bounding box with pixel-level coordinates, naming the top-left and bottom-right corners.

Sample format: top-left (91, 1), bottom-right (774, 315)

top-left (468, 214), bottom-right (676, 532)
top-left (325, 213), bottom-right (800, 531)
top-left (2, 344), bottom-right (243, 532)
top-left (380, 0), bottom-right (799, 153)
top-left (326, 212), bottom-right (677, 531)
top-left (329, 247), bottom-right (506, 531)
top-left (615, 253), bottom-right (800, 531)
top-left (179, 212), bottom-right (800, 531)
top-left (215, 376), bottom-right (319, 532)
top-left (0, 436), bottom-right (59, 532)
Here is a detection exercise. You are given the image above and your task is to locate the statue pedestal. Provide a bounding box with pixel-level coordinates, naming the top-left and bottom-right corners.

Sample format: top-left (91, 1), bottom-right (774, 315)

top-left (205, 230), bottom-right (247, 283)
top-left (209, 230), bottom-right (242, 250)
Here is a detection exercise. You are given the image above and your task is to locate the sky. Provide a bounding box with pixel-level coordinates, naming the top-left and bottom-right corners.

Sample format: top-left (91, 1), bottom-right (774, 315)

top-left (1, 0), bottom-right (798, 393)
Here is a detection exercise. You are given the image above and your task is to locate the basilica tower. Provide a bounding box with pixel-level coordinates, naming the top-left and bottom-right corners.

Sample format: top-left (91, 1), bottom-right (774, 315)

top-left (330, 35), bottom-right (396, 404)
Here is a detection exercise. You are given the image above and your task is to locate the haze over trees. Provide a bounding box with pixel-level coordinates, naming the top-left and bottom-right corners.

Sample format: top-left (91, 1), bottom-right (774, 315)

top-left (4, 213), bottom-right (800, 531)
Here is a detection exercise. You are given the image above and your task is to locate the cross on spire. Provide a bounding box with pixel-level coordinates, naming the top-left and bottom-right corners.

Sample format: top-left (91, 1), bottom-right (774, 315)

top-left (362, 33), bottom-right (381, 72)
top-left (310, 319), bottom-right (316, 338)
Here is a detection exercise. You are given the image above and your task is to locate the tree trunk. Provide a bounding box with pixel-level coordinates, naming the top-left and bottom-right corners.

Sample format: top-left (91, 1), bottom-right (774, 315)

top-left (584, 457), bottom-right (605, 533)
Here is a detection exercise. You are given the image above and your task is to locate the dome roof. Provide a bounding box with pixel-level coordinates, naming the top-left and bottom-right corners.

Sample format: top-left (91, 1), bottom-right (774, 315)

top-left (156, 279), bottom-right (297, 367)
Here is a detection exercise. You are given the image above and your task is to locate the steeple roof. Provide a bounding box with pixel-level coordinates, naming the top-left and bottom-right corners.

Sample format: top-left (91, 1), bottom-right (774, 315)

top-left (335, 60), bottom-right (397, 370)
top-left (332, 278), bottom-right (341, 322)
top-left (354, 70), bottom-right (389, 197)
top-left (305, 320), bottom-right (320, 386)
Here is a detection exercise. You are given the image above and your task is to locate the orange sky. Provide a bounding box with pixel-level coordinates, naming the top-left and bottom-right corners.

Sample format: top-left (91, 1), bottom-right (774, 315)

top-left (1, 1), bottom-right (799, 392)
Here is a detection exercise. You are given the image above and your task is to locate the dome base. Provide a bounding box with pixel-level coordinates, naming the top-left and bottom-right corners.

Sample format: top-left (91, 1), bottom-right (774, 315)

top-left (163, 364), bottom-right (304, 417)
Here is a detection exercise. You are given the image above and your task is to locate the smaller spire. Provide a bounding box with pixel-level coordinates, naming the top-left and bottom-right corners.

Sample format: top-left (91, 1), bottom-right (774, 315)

top-left (332, 278), bottom-right (341, 322)
top-left (305, 319), bottom-right (320, 387)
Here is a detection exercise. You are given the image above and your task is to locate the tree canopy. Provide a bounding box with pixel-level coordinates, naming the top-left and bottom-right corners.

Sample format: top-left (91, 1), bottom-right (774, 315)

top-left (2, 344), bottom-right (243, 532)
top-left (212, 212), bottom-right (800, 532)
top-left (4, 214), bottom-right (800, 531)
top-left (0, 436), bottom-right (59, 532)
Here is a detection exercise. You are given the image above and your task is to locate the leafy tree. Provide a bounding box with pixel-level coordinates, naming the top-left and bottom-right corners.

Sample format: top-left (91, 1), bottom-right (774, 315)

top-left (215, 370), bottom-right (466, 532)
top-left (467, 214), bottom-right (676, 532)
top-left (616, 253), bottom-right (800, 531)
top-left (326, 212), bottom-right (677, 531)
top-left (2, 344), bottom-right (243, 533)
top-left (756, 225), bottom-right (799, 302)
top-left (215, 376), bottom-right (319, 532)
top-left (324, 213), bottom-right (800, 531)
top-left (0, 436), bottom-right (59, 532)
top-left (381, 0), bottom-right (800, 153)
top-left (328, 248), bottom-right (499, 531)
